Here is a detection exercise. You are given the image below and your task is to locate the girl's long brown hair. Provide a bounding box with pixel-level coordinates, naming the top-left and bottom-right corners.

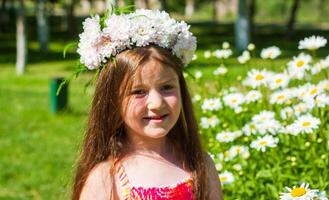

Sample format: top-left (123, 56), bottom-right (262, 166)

top-left (72, 46), bottom-right (207, 200)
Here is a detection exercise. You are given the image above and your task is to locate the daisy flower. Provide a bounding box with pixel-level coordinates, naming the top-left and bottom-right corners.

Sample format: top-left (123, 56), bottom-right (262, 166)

top-left (252, 110), bottom-right (276, 123)
top-left (192, 94), bottom-right (201, 102)
top-left (304, 84), bottom-right (322, 99)
top-left (256, 119), bottom-right (283, 135)
top-left (284, 123), bottom-right (300, 136)
top-left (219, 171), bottom-right (235, 185)
top-left (294, 114), bottom-right (321, 134)
top-left (268, 73), bottom-right (290, 90)
top-left (195, 70), bottom-right (202, 79)
top-left (200, 116), bottom-right (220, 129)
top-left (298, 35), bottom-right (327, 50)
top-left (250, 135), bottom-right (279, 152)
top-left (280, 107), bottom-right (294, 120)
top-left (293, 102), bottom-right (313, 116)
top-left (314, 93), bottom-right (329, 108)
top-left (229, 145), bottom-right (249, 159)
top-left (218, 151), bottom-right (235, 162)
top-left (242, 122), bottom-right (258, 136)
top-left (223, 92), bottom-right (245, 109)
top-left (243, 69), bottom-right (271, 88)
top-left (222, 41), bottom-right (230, 49)
top-left (311, 59), bottom-right (329, 75)
top-left (287, 53), bottom-right (312, 80)
top-left (213, 49), bottom-right (232, 59)
top-left (201, 98), bottom-right (222, 111)
top-left (260, 46), bottom-right (281, 59)
top-left (280, 183), bottom-right (318, 200)
top-left (238, 50), bottom-right (251, 64)
top-left (270, 90), bottom-right (292, 104)
top-left (318, 80), bottom-right (329, 92)
top-left (245, 90), bottom-right (262, 103)
top-left (216, 131), bottom-right (236, 143)
top-left (213, 66), bottom-right (228, 75)
top-left (248, 43), bottom-right (255, 51)
top-left (232, 164), bottom-right (242, 171)
top-left (204, 50), bottom-right (211, 58)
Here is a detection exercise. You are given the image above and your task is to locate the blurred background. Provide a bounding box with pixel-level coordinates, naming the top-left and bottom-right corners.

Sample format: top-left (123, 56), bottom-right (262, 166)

top-left (0, 0), bottom-right (329, 199)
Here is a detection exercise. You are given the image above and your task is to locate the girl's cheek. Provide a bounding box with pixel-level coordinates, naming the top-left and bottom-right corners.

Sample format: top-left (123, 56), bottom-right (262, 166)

top-left (164, 91), bottom-right (181, 106)
top-left (129, 98), bottom-right (147, 113)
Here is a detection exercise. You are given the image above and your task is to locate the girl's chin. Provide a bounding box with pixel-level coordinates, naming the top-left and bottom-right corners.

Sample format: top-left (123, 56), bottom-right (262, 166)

top-left (143, 128), bottom-right (170, 139)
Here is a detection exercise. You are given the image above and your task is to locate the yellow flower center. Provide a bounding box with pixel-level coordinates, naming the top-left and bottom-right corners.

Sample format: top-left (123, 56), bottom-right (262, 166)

top-left (260, 141), bottom-right (267, 145)
top-left (250, 124), bottom-right (256, 130)
top-left (296, 60), bottom-right (305, 68)
top-left (231, 99), bottom-right (237, 103)
top-left (291, 187), bottom-right (307, 197)
top-left (275, 79), bottom-right (282, 84)
top-left (220, 176), bottom-right (228, 182)
top-left (310, 88), bottom-right (317, 95)
top-left (277, 95), bottom-right (285, 100)
top-left (302, 122), bottom-right (311, 127)
top-left (255, 74), bottom-right (264, 81)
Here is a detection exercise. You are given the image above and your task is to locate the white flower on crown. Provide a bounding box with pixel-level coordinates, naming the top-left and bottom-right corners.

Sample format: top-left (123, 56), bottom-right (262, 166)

top-left (77, 9), bottom-right (197, 69)
top-left (77, 15), bottom-right (105, 70)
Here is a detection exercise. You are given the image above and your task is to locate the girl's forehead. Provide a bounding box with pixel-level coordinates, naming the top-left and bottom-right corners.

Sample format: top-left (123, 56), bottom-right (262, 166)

top-left (132, 60), bottom-right (178, 86)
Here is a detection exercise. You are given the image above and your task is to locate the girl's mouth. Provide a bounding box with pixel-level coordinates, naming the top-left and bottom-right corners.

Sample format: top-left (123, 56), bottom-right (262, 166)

top-left (144, 114), bottom-right (168, 122)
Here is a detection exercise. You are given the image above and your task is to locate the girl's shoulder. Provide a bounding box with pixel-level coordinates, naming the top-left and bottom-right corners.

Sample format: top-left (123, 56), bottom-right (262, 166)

top-left (79, 159), bottom-right (114, 200)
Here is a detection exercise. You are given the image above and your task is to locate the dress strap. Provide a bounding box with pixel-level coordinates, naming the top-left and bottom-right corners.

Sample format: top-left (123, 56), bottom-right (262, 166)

top-left (114, 159), bottom-right (131, 199)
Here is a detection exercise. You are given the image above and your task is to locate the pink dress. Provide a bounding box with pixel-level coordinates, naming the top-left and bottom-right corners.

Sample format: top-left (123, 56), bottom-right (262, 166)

top-left (114, 159), bottom-right (195, 200)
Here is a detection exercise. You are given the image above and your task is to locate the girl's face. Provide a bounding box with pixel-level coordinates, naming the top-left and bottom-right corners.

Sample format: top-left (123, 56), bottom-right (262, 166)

top-left (122, 60), bottom-right (182, 141)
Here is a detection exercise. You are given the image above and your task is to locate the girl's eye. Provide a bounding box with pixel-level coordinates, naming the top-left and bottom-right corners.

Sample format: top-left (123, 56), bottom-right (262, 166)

top-left (161, 85), bottom-right (174, 91)
top-left (131, 90), bottom-right (145, 96)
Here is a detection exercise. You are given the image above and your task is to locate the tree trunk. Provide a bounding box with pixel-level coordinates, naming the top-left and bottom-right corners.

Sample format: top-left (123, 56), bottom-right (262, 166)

top-left (248, 0), bottom-right (256, 38)
top-left (185, 0), bottom-right (194, 19)
top-left (36, 0), bottom-right (49, 54)
top-left (135, 0), bottom-right (149, 9)
top-left (235, 0), bottom-right (250, 53)
top-left (318, 0), bottom-right (325, 21)
top-left (286, 0), bottom-right (300, 38)
top-left (148, 0), bottom-right (161, 9)
top-left (212, 0), bottom-right (221, 21)
top-left (118, 0), bottom-right (125, 8)
top-left (67, 0), bottom-right (77, 36)
top-left (16, 0), bottom-right (26, 76)
top-left (159, 0), bottom-right (167, 11)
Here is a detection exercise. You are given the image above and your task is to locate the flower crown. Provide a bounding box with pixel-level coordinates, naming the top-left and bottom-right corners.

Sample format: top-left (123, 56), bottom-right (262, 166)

top-left (77, 9), bottom-right (197, 70)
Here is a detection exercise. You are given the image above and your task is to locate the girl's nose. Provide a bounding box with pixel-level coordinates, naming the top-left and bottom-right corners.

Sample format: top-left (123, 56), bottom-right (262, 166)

top-left (147, 89), bottom-right (164, 110)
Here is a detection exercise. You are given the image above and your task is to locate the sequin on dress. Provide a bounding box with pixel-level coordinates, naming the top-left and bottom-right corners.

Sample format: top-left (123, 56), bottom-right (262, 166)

top-left (114, 159), bottom-right (195, 200)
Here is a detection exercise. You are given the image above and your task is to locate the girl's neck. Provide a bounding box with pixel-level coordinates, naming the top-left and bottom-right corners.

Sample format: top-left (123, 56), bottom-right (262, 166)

top-left (124, 136), bottom-right (173, 158)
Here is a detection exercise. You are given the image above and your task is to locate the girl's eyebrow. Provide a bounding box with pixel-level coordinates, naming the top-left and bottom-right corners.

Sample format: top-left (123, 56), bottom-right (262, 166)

top-left (132, 77), bottom-right (178, 88)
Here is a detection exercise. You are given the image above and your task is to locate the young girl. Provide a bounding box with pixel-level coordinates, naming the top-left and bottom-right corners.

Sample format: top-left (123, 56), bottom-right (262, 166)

top-left (71, 9), bottom-right (223, 200)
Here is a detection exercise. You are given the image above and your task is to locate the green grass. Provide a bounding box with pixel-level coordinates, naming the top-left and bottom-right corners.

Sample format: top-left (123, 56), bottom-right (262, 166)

top-left (0, 62), bottom-right (93, 200)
